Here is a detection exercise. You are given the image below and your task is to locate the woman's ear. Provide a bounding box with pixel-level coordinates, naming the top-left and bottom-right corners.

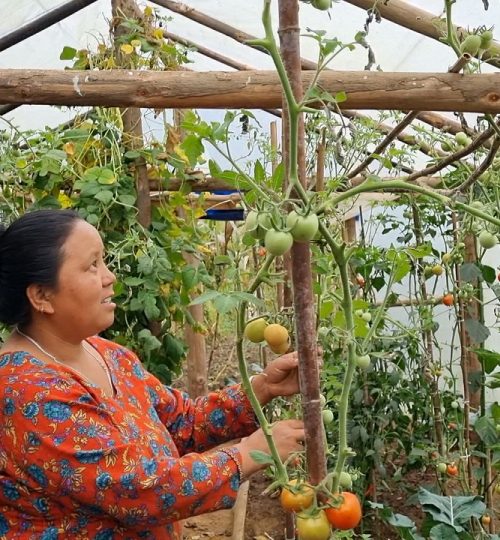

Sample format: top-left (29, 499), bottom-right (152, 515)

top-left (26, 284), bottom-right (55, 315)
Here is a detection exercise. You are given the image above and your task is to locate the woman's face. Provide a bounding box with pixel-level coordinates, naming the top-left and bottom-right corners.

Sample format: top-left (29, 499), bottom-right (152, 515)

top-left (46, 220), bottom-right (116, 341)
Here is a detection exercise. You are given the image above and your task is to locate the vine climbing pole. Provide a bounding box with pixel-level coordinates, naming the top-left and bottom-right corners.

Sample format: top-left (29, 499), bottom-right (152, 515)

top-left (278, 0), bottom-right (327, 487)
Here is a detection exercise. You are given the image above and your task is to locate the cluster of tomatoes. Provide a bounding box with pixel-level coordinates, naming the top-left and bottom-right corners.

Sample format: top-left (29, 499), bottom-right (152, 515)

top-left (280, 479), bottom-right (362, 540)
top-left (244, 318), bottom-right (291, 354)
top-left (245, 209), bottom-right (319, 257)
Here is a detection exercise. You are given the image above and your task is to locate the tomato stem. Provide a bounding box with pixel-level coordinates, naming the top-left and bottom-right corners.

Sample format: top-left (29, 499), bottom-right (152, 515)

top-left (236, 253), bottom-right (289, 483)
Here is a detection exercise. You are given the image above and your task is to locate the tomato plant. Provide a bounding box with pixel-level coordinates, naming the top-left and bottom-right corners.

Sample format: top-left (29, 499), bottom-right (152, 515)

top-left (325, 492), bottom-right (362, 530)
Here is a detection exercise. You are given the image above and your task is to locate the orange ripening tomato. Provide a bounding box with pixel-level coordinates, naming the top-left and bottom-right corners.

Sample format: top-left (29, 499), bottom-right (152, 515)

top-left (442, 293), bottom-right (454, 306)
top-left (325, 492), bottom-right (362, 530)
top-left (447, 464), bottom-right (458, 476)
top-left (257, 246), bottom-right (267, 257)
top-left (280, 479), bottom-right (315, 512)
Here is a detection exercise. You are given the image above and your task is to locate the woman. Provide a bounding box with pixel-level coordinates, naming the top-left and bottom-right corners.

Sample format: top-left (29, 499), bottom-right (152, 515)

top-left (0, 209), bottom-right (305, 539)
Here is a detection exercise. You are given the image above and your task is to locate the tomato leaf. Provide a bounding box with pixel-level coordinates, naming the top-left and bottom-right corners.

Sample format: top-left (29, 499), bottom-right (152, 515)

top-left (249, 450), bottom-right (275, 465)
top-left (474, 348), bottom-right (500, 374)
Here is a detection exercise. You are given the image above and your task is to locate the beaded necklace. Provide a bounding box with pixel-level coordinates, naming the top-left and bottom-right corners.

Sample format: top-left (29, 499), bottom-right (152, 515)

top-left (15, 327), bottom-right (114, 397)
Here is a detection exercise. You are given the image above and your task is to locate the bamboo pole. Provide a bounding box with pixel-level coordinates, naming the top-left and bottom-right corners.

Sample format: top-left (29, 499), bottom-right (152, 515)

top-left (2, 69), bottom-right (500, 112)
top-left (279, 0), bottom-right (327, 487)
top-left (344, 0), bottom-right (500, 69)
top-left (0, 0), bottom-right (98, 53)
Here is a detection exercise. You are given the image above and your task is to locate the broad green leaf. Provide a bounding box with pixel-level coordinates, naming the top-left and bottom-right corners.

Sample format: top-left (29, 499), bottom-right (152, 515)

top-left (418, 487), bottom-right (485, 531)
top-left (481, 264), bottom-right (496, 284)
top-left (189, 290), bottom-right (221, 307)
top-left (406, 244), bottom-right (432, 259)
top-left (429, 524), bottom-right (461, 540)
top-left (253, 160), bottom-right (265, 183)
top-left (213, 294), bottom-right (240, 313)
top-left (94, 190), bottom-right (114, 204)
top-left (320, 300), bottom-right (334, 318)
top-left (474, 416), bottom-right (498, 446)
top-left (464, 318), bottom-right (490, 344)
top-left (460, 263), bottom-right (483, 283)
top-left (180, 134), bottom-right (204, 166)
top-left (181, 266), bottom-right (197, 290)
top-left (249, 450), bottom-right (275, 465)
top-left (60, 46), bottom-right (77, 60)
top-left (82, 166), bottom-right (117, 185)
top-left (475, 348), bottom-right (500, 374)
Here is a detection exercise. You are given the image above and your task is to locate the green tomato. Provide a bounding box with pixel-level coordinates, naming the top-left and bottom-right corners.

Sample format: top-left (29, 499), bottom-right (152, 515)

top-left (310, 0), bottom-right (332, 10)
top-left (256, 212), bottom-right (273, 240)
top-left (287, 211), bottom-right (319, 243)
top-left (437, 462), bottom-right (447, 474)
top-left (432, 264), bottom-right (444, 276)
top-left (455, 131), bottom-right (469, 146)
top-left (450, 400), bottom-right (459, 410)
top-left (442, 252), bottom-right (452, 265)
top-left (264, 230), bottom-right (294, 256)
top-left (460, 34), bottom-right (482, 55)
top-left (361, 312), bottom-right (372, 323)
top-left (322, 409), bottom-right (334, 425)
top-left (354, 309), bottom-right (364, 318)
top-left (245, 210), bottom-right (259, 238)
top-left (478, 230), bottom-right (498, 250)
top-left (355, 354), bottom-right (371, 370)
top-left (296, 510), bottom-right (331, 540)
top-left (480, 30), bottom-right (493, 50)
top-left (319, 394), bottom-right (327, 408)
top-left (339, 471), bottom-right (353, 489)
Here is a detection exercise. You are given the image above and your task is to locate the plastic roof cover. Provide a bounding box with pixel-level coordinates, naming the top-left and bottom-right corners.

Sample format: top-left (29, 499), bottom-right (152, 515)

top-left (1, 0), bottom-right (499, 129)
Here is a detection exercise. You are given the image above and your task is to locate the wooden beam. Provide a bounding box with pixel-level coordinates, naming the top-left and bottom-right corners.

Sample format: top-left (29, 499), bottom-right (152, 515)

top-left (2, 69), bottom-right (499, 112)
top-left (344, 0), bottom-right (500, 69)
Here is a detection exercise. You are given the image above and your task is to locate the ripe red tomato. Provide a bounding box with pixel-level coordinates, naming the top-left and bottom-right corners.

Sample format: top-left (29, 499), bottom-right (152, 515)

top-left (325, 492), bottom-right (362, 530)
top-left (443, 293), bottom-right (454, 306)
top-left (447, 464), bottom-right (458, 476)
top-left (296, 510), bottom-right (331, 540)
top-left (280, 479), bottom-right (314, 512)
top-left (355, 274), bottom-right (365, 288)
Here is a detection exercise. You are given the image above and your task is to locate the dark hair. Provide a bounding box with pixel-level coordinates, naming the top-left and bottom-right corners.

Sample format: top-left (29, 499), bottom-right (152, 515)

top-left (0, 209), bottom-right (83, 326)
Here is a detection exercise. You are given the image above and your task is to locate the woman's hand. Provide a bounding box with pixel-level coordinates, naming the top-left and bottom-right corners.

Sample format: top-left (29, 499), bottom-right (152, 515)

top-left (251, 352), bottom-right (300, 405)
top-left (236, 419), bottom-right (305, 478)
top-left (251, 348), bottom-right (323, 405)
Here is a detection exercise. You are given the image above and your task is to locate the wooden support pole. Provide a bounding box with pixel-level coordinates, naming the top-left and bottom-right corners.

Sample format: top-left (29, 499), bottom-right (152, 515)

top-left (279, 0), bottom-right (327, 487)
top-left (1, 69), bottom-right (500, 112)
top-left (344, 0), bottom-right (500, 70)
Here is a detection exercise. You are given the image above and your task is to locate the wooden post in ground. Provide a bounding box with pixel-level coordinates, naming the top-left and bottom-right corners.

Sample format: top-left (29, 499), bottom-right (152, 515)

top-left (279, 0), bottom-right (327, 486)
top-left (173, 109), bottom-right (208, 397)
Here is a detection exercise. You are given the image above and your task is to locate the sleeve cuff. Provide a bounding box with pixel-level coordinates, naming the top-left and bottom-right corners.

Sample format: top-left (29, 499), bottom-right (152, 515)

top-left (219, 446), bottom-right (245, 483)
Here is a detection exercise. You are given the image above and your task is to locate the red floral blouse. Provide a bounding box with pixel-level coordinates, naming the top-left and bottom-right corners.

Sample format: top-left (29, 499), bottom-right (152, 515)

top-left (0, 336), bottom-right (259, 539)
